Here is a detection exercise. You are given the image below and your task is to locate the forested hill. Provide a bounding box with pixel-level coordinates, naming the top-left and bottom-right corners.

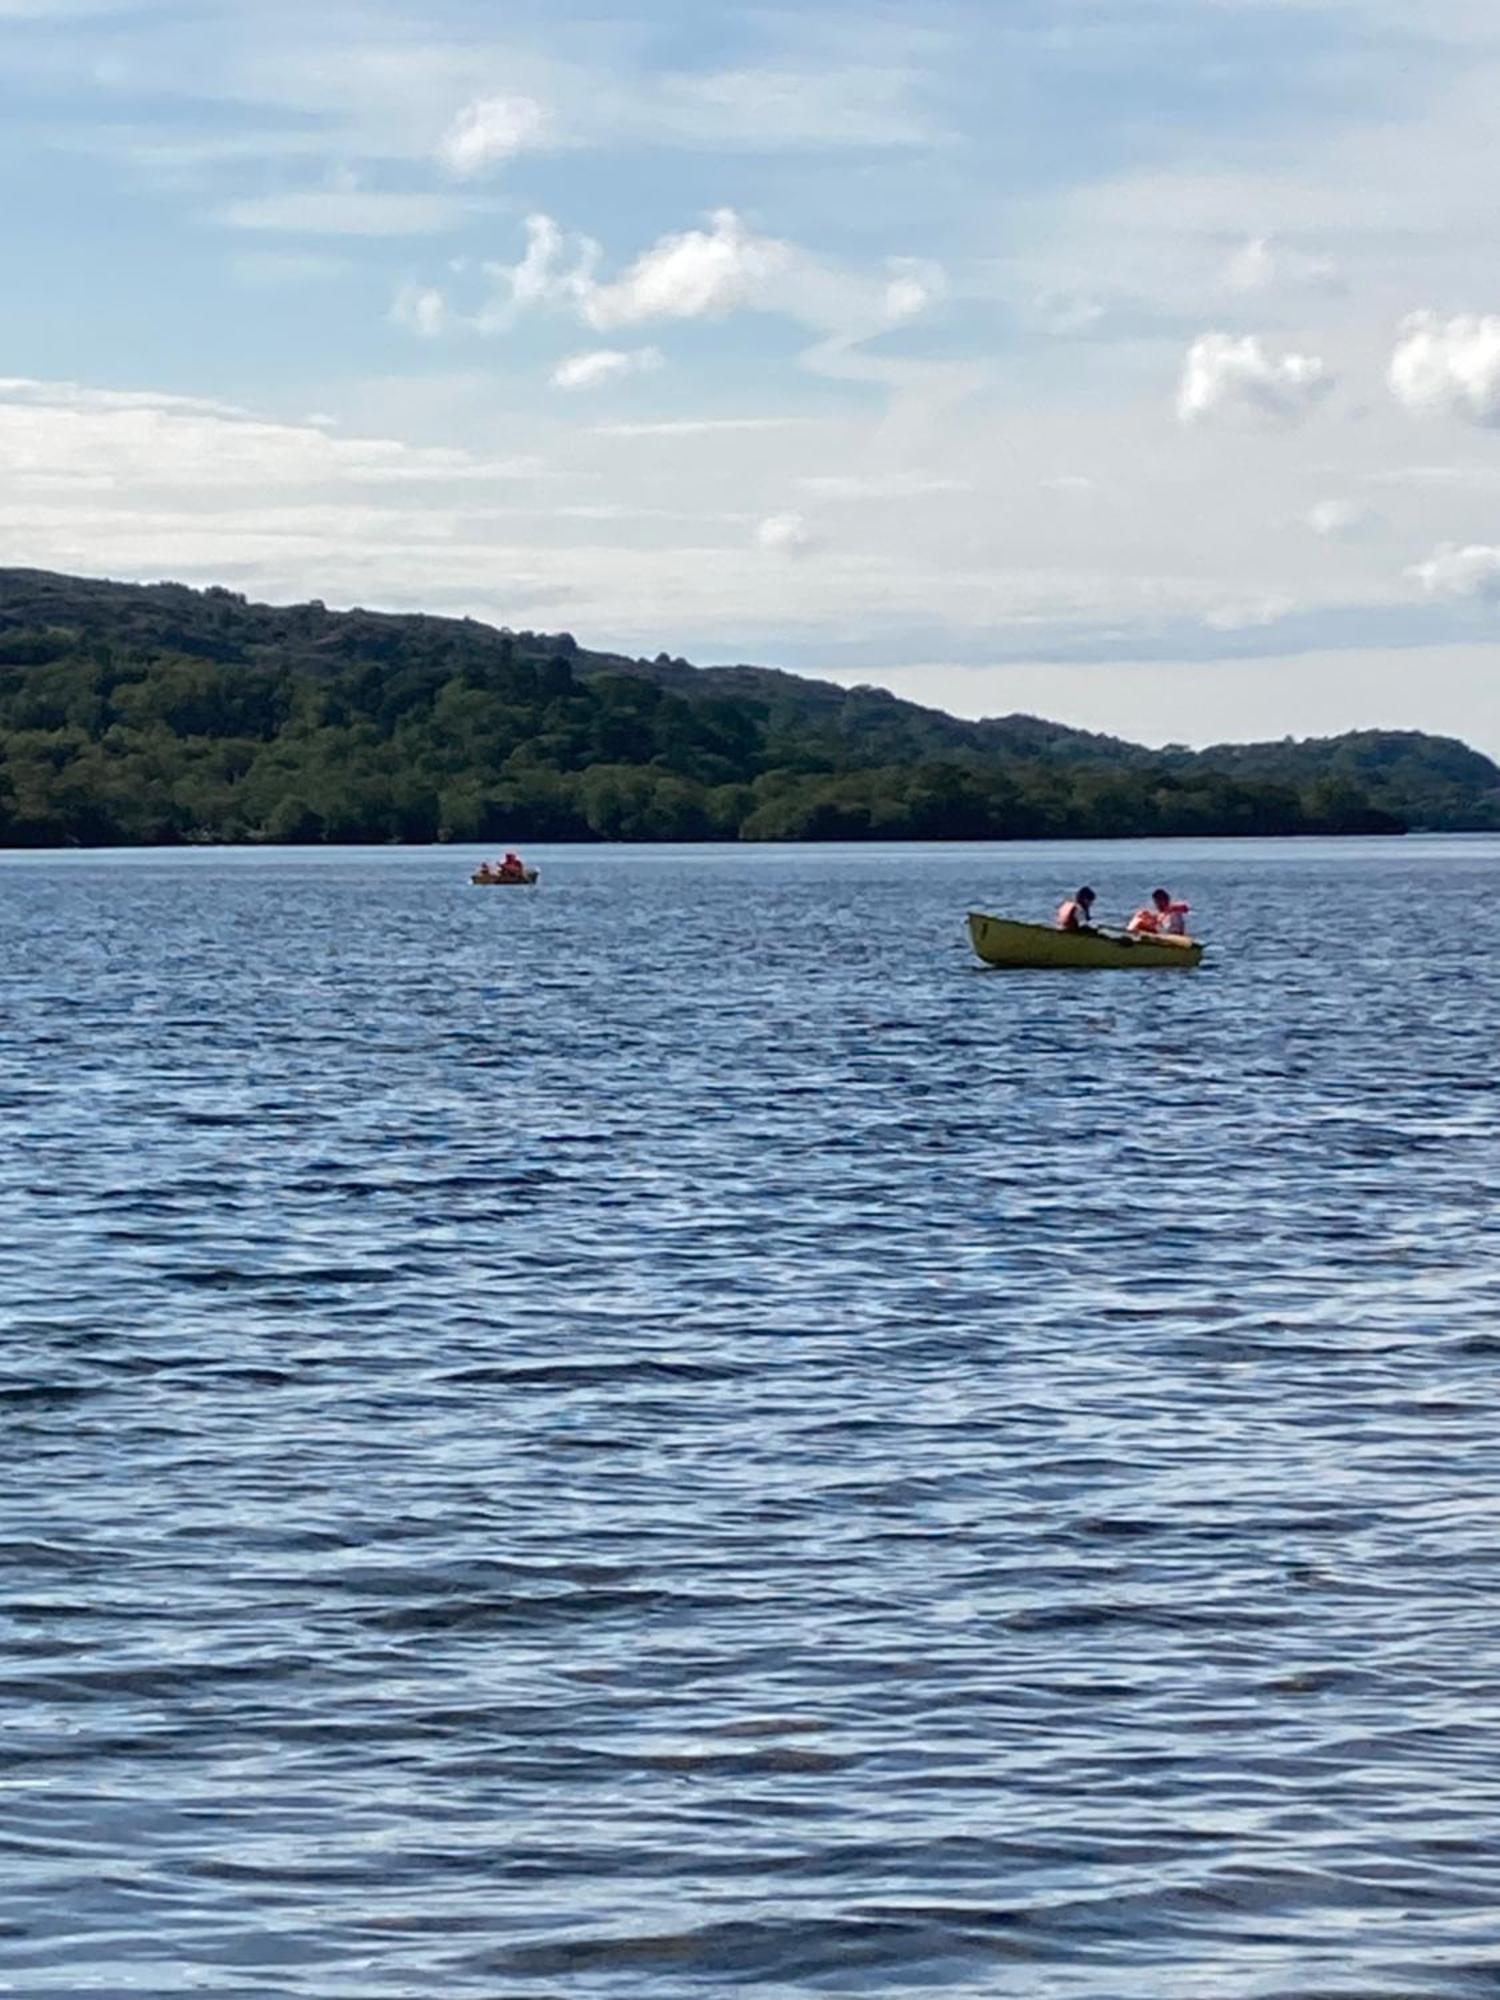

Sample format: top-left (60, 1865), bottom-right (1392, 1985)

top-left (0, 566), bottom-right (1495, 845)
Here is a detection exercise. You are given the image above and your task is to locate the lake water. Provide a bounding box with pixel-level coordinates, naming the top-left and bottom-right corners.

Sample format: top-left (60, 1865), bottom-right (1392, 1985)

top-left (4, 837), bottom-right (1500, 1998)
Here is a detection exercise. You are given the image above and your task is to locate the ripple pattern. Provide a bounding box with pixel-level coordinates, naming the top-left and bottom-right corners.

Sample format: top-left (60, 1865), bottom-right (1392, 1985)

top-left (4, 838), bottom-right (1500, 1998)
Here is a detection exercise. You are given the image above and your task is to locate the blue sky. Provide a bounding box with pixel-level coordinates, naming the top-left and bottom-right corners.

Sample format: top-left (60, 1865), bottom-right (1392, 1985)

top-left (6, 0), bottom-right (1500, 749)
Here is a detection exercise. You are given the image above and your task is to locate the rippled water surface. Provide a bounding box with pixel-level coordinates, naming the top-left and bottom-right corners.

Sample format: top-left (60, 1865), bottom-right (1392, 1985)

top-left (5, 837), bottom-right (1500, 1998)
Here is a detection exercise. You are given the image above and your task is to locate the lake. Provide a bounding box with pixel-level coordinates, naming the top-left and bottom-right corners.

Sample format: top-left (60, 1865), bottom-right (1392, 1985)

top-left (4, 837), bottom-right (1500, 1998)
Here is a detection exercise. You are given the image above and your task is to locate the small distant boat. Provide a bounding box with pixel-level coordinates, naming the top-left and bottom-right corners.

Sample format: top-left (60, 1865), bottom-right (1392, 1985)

top-left (967, 911), bottom-right (1203, 970)
top-left (471, 866), bottom-right (539, 886)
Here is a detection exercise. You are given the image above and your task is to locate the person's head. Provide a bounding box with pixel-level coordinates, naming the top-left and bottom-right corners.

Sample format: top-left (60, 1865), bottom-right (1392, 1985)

top-left (1077, 886), bottom-right (1096, 910)
top-left (1151, 887), bottom-right (1171, 911)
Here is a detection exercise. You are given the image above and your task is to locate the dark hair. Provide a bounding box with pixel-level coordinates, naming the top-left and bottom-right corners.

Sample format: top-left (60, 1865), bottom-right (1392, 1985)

top-left (1152, 886), bottom-right (1170, 903)
top-left (1077, 885), bottom-right (1096, 902)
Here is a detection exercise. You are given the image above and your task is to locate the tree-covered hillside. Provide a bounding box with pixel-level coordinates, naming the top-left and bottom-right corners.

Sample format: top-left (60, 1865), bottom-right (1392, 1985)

top-left (0, 568), bottom-right (1494, 845)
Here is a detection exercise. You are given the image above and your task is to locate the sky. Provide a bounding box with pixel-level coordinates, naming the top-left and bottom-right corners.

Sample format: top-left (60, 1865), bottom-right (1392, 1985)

top-left (5, 0), bottom-right (1500, 752)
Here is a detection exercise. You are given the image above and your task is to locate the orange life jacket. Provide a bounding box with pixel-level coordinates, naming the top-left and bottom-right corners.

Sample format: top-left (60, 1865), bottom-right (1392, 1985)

top-left (1127, 907), bottom-right (1160, 934)
top-left (1057, 899), bottom-right (1085, 930)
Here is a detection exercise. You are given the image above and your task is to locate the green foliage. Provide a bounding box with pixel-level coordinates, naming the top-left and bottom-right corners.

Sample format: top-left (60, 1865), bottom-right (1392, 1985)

top-left (0, 567), bottom-right (1491, 845)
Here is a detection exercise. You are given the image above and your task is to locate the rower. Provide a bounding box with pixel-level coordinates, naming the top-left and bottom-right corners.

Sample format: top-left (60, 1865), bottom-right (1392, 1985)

top-left (1128, 887), bottom-right (1190, 936)
top-left (1056, 886), bottom-right (1098, 932)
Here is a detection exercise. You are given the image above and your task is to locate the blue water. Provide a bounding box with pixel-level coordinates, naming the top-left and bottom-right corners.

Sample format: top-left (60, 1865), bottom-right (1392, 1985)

top-left (4, 837), bottom-right (1500, 1998)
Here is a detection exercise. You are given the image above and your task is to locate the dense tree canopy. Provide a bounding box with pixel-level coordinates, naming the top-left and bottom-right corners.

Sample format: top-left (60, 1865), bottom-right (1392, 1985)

top-left (0, 569), bottom-right (1494, 845)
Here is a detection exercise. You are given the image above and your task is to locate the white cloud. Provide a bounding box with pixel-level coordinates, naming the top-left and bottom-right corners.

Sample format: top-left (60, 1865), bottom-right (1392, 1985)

top-left (391, 282), bottom-right (450, 338)
top-left (640, 63), bottom-right (941, 152)
top-left (1176, 332), bottom-right (1332, 426)
top-left (389, 216), bottom-right (599, 339)
top-left (0, 377), bottom-right (246, 418)
top-left (1223, 235), bottom-right (1338, 293)
top-left (1388, 312), bottom-right (1500, 425)
top-left (579, 207), bottom-right (939, 347)
top-left (220, 191), bottom-right (476, 237)
top-left (584, 208), bottom-right (791, 330)
top-left (1409, 542), bottom-right (1500, 600)
top-left (755, 511), bottom-right (816, 554)
top-left (550, 347), bottom-right (662, 392)
top-left (885, 261), bottom-right (945, 322)
top-left (436, 95), bottom-right (546, 178)
top-left (0, 377), bottom-right (536, 499)
top-left (392, 209), bottom-right (940, 393)
top-left (1306, 498), bottom-right (1375, 538)
top-left (480, 214), bottom-right (598, 326)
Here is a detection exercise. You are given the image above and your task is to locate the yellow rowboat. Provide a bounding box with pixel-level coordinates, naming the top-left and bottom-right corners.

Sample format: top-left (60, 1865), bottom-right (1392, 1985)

top-left (471, 868), bottom-right (539, 886)
top-left (967, 911), bottom-right (1203, 970)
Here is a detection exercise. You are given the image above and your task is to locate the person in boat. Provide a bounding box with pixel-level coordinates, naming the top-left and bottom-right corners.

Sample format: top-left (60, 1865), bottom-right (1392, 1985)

top-left (496, 850), bottom-right (528, 882)
top-left (1128, 887), bottom-right (1190, 936)
top-left (1056, 886), bottom-right (1098, 932)
top-left (1127, 887), bottom-right (1171, 934)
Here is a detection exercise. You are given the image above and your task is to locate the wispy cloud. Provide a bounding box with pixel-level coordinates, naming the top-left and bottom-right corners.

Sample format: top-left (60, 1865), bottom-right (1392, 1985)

top-left (482, 214), bottom-right (599, 325)
top-left (551, 347), bottom-right (662, 391)
top-left (1222, 234), bottom-right (1339, 294)
top-left (391, 282), bottom-right (450, 336)
top-left (220, 190), bottom-right (482, 236)
top-left (0, 376), bottom-right (537, 491)
top-left (29, 10), bottom-right (943, 188)
top-left (635, 62), bottom-right (942, 152)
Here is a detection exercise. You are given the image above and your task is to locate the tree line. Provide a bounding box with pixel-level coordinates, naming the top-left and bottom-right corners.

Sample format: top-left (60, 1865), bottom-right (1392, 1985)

top-left (0, 628), bottom-right (1418, 846)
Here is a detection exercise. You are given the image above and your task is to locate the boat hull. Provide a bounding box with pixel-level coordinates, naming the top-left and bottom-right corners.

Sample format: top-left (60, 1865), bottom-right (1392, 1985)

top-left (967, 911), bottom-right (1202, 970)
top-left (471, 869), bottom-right (539, 886)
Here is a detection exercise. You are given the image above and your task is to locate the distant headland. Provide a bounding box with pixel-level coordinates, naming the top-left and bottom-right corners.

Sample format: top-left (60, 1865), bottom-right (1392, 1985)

top-left (0, 567), bottom-right (1495, 845)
